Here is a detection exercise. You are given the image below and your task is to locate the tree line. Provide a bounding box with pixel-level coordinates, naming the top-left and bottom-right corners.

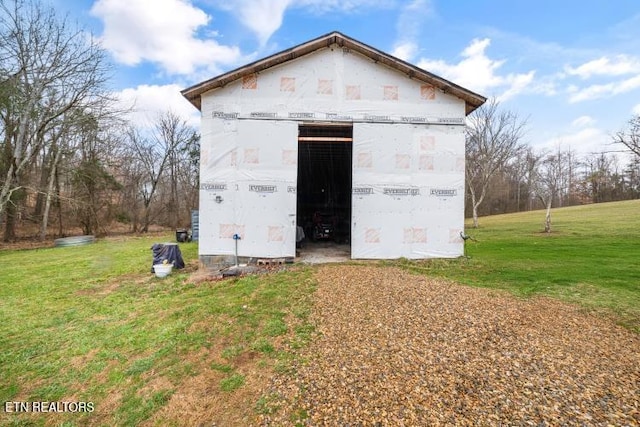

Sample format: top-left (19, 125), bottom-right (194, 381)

top-left (2, 0), bottom-right (639, 242)
top-left (0, 0), bottom-right (199, 242)
top-left (466, 99), bottom-right (640, 231)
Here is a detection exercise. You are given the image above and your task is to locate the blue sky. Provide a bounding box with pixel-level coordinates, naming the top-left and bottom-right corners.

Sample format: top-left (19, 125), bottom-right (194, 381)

top-left (54, 0), bottom-right (640, 157)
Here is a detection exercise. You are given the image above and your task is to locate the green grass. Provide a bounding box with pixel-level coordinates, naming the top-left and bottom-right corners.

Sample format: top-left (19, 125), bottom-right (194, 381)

top-left (0, 234), bottom-right (317, 426)
top-left (1, 200), bottom-right (638, 424)
top-left (219, 373), bottom-right (245, 392)
top-left (395, 200), bottom-right (640, 331)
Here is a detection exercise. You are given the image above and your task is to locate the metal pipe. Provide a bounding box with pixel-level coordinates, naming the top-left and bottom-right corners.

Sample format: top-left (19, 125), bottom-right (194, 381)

top-left (233, 233), bottom-right (241, 267)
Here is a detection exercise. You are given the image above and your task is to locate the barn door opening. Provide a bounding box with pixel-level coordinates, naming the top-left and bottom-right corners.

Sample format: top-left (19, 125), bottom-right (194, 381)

top-left (296, 124), bottom-right (353, 259)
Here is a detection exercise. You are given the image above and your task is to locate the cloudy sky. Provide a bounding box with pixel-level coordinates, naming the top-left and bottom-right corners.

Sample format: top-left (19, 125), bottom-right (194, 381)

top-left (55, 0), bottom-right (640, 157)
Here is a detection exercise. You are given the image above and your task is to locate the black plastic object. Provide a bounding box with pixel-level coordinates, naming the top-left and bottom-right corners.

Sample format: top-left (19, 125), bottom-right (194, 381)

top-left (176, 228), bottom-right (191, 242)
top-left (151, 243), bottom-right (185, 273)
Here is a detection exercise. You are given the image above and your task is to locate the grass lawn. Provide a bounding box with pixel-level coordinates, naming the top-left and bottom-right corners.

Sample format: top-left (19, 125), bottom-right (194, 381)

top-left (0, 234), bottom-right (316, 426)
top-left (395, 199), bottom-right (640, 331)
top-left (0, 200), bottom-right (638, 425)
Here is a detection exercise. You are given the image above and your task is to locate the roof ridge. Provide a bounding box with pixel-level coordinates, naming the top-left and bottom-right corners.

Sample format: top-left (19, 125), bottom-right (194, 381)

top-left (181, 31), bottom-right (486, 115)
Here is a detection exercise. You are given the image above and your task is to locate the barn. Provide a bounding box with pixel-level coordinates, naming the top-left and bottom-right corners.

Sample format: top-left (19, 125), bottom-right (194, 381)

top-left (181, 31), bottom-right (486, 266)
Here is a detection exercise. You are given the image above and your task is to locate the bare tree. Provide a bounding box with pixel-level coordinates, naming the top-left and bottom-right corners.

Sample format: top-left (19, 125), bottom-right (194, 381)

top-left (533, 148), bottom-right (567, 233)
top-left (580, 151), bottom-right (627, 204)
top-left (127, 128), bottom-right (157, 232)
top-left (69, 110), bottom-right (124, 236)
top-left (38, 113), bottom-right (70, 240)
top-left (176, 132), bottom-right (200, 223)
top-left (466, 98), bottom-right (527, 227)
top-left (560, 147), bottom-right (581, 207)
top-left (128, 111), bottom-right (198, 232)
top-left (0, 0), bottom-right (111, 240)
top-left (116, 142), bottom-right (146, 232)
top-left (506, 146), bottom-right (543, 212)
top-left (614, 115), bottom-right (640, 157)
top-left (624, 156), bottom-right (640, 199)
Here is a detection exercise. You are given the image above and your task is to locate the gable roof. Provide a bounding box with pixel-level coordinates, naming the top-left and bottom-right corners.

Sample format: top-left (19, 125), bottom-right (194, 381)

top-left (181, 31), bottom-right (486, 115)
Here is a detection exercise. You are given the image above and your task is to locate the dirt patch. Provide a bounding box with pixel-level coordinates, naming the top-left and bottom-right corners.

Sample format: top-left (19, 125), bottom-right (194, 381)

top-left (137, 376), bottom-right (175, 397)
top-left (90, 389), bottom-right (123, 426)
top-left (68, 349), bottom-right (100, 370)
top-left (260, 265), bottom-right (640, 426)
top-left (141, 345), bottom-right (272, 427)
top-left (185, 266), bottom-right (221, 285)
top-left (143, 366), bottom-right (269, 426)
top-left (76, 280), bottom-right (125, 297)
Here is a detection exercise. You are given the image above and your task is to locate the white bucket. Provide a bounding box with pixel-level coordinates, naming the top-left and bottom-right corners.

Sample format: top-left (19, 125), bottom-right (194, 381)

top-left (153, 264), bottom-right (173, 278)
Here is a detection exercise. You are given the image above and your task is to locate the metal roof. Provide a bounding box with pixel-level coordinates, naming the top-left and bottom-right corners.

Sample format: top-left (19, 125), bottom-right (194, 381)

top-left (181, 31), bottom-right (486, 115)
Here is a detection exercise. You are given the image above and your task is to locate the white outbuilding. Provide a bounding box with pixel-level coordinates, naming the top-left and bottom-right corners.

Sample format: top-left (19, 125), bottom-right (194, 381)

top-left (181, 32), bottom-right (486, 266)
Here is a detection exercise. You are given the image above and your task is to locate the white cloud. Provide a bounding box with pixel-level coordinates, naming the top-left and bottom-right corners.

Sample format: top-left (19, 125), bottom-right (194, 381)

top-left (565, 55), bottom-right (640, 79)
top-left (563, 54), bottom-right (640, 104)
top-left (542, 127), bottom-right (610, 155)
top-left (571, 115), bottom-right (596, 128)
top-left (298, 0), bottom-right (394, 13)
top-left (91, 0), bottom-right (241, 75)
top-left (419, 39), bottom-right (503, 91)
top-left (392, 42), bottom-right (418, 61)
top-left (633, 104), bottom-right (640, 115)
top-left (230, 0), bottom-right (292, 46)
top-left (568, 74), bottom-right (640, 103)
top-left (417, 38), bottom-right (535, 100)
top-left (529, 77), bottom-right (560, 97)
top-left (497, 71), bottom-right (536, 102)
top-left (216, 0), bottom-right (394, 45)
top-left (391, 0), bottom-right (432, 62)
top-left (114, 84), bottom-right (200, 128)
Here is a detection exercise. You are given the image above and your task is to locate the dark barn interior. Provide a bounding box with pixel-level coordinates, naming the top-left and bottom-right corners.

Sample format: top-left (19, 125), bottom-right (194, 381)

top-left (296, 124), bottom-right (353, 245)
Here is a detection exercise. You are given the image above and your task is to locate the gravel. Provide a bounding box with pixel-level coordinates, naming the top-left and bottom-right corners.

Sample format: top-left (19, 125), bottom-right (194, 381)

top-left (258, 265), bottom-right (640, 426)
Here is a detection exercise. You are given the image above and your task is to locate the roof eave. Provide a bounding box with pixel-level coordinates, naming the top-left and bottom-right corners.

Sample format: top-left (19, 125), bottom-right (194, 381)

top-left (181, 31), bottom-right (486, 115)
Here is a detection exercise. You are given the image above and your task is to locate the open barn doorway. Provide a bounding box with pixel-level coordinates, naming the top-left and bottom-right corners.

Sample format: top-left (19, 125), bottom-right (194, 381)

top-left (296, 124), bottom-right (352, 262)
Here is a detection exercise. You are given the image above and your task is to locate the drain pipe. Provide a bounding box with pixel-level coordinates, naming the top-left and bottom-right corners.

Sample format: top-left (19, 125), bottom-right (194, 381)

top-left (233, 233), bottom-right (241, 267)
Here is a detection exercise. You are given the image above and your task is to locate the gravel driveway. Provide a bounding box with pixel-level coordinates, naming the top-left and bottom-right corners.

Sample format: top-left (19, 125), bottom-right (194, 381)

top-left (260, 265), bottom-right (640, 426)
